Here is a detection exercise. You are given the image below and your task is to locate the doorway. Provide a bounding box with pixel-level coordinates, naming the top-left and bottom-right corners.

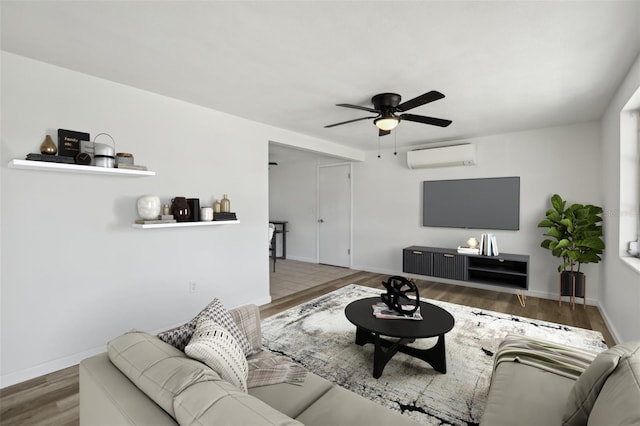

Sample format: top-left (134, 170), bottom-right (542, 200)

top-left (318, 163), bottom-right (351, 267)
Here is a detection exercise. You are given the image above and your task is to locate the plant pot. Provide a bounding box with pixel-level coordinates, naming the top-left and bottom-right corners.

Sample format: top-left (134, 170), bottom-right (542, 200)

top-left (560, 271), bottom-right (585, 298)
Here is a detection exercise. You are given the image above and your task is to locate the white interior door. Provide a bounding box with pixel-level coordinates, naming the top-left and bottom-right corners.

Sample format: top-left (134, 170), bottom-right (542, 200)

top-left (318, 164), bottom-right (351, 267)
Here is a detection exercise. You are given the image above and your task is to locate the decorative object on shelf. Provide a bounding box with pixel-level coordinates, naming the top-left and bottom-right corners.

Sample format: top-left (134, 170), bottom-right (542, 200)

top-left (381, 275), bottom-right (420, 316)
top-left (163, 204), bottom-right (170, 216)
top-left (75, 152), bottom-right (92, 165)
top-left (80, 140), bottom-right (95, 163)
top-left (537, 194), bottom-right (605, 309)
top-left (187, 198), bottom-right (200, 221)
top-left (116, 164), bottom-right (148, 171)
top-left (39, 135), bottom-right (57, 155)
top-left (213, 200), bottom-right (221, 213)
top-left (137, 195), bottom-right (161, 220)
top-left (25, 153), bottom-right (74, 164)
top-left (479, 233), bottom-right (499, 256)
top-left (200, 207), bottom-right (214, 221)
top-left (93, 133), bottom-right (116, 168)
top-left (58, 128), bottom-right (89, 159)
top-left (171, 197), bottom-right (190, 222)
top-left (467, 237), bottom-right (479, 249)
top-left (135, 218), bottom-right (176, 224)
top-left (115, 152), bottom-right (134, 167)
top-left (221, 194), bottom-right (231, 213)
top-left (457, 246), bottom-right (480, 255)
top-left (214, 212), bottom-right (237, 221)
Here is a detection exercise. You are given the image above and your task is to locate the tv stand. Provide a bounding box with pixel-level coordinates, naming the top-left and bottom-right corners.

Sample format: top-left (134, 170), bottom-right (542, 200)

top-left (403, 246), bottom-right (529, 290)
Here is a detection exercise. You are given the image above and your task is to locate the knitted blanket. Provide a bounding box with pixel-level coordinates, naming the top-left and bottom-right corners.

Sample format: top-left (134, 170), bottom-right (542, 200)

top-left (247, 349), bottom-right (307, 389)
top-left (493, 334), bottom-right (600, 380)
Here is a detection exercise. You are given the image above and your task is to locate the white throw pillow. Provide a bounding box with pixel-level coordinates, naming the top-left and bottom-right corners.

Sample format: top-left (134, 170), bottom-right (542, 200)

top-left (185, 318), bottom-right (249, 393)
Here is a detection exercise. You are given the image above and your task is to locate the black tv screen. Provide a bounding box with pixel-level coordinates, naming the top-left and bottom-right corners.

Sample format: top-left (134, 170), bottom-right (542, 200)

top-left (423, 177), bottom-right (520, 230)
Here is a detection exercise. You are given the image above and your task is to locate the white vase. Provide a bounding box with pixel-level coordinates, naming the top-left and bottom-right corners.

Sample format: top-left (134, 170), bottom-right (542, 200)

top-left (137, 195), bottom-right (161, 220)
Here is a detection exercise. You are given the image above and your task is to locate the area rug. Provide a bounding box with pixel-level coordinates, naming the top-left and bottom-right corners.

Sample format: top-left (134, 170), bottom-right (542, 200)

top-left (261, 284), bottom-right (607, 426)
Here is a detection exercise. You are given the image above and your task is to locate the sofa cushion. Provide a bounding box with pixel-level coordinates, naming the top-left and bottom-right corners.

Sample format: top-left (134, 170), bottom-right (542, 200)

top-left (295, 384), bottom-right (421, 426)
top-left (158, 298), bottom-right (252, 357)
top-left (248, 371), bottom-right (334, 419)
top-left (480, 361), bottom-right (576, 426)
top-left (586, 341), bottom-right (640, 425)
top-left (173, 380), bottom-right (303, 426)
top-left (185, 318), bottom-right (249, 392)
top-left (108, 331), bottom-right (221, 418)
top-left (563, 341), bottom-right (640, 426)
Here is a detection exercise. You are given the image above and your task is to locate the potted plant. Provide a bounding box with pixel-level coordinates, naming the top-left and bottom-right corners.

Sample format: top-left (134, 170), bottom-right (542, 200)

top-left (537, 194), bottom-right (605, 302)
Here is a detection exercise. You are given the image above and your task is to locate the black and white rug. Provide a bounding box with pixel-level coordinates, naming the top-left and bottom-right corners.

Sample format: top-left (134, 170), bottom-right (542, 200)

top-left (261, 284), bottom-right (607, 426)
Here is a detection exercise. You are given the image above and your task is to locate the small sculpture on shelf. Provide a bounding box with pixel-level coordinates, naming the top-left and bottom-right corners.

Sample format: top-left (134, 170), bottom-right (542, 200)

top-left (171, 197), bottom-right (190, 222)
top-left (40, 135), bottom-right (57, 155)
top-left (137, 195), bottom-right (161, 220)
top-left (221, 194), bottom-right (231, 213)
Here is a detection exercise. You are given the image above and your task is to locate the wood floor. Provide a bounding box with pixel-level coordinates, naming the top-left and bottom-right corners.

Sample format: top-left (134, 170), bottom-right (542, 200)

top-left (0, 271), bottom-right (614, 426)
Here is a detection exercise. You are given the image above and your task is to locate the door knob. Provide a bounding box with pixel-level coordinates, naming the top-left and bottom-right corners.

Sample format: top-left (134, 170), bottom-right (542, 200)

top-left (318, 219), bottom-right (324, 223)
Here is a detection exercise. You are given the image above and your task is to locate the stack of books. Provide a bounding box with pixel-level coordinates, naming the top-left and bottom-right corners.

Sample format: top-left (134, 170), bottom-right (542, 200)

top-left (371, 302), bottom-right (423, 320)
top-left (214, 212), bottom-right (237, 221)
top-left (480, 233), bottom-right (499, 256)
top-left (26, 153), bottom-right (75, 164)
top-left (457, 246), bottom-right (480, 255)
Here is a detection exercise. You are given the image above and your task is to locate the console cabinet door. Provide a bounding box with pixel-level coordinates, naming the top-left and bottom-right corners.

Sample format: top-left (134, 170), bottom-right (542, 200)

top-left (403, 249), bottom-right (432, 276)
top-left (432, 252), bottom-right (468, 281)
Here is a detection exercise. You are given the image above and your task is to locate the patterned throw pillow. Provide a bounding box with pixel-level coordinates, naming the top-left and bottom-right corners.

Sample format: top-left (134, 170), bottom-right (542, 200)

top-left (185, 318), bottom-right (249, 393)
top-left (158, 298), bottom-right (252, 357)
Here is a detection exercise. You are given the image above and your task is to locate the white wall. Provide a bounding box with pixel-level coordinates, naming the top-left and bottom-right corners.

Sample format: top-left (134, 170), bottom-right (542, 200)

top-left (351, 123), bottom-right (603, 301)
top-left (269, 159), bottom-right (318, 262)
top-left (600, 52), bottom-right (640, 343)
top-left (0, 52), bottom-right (346, 387)
top-left (270, 122), bottom-right (603, 300)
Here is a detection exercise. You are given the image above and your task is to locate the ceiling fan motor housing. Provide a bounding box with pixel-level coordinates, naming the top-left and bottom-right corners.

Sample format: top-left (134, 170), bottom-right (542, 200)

top-left (372, 93), bottom-right (401, 111)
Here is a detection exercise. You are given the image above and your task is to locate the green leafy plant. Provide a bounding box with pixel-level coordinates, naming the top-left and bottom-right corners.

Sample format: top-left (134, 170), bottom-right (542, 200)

top-left (537, 194), bottom-right (605, 273)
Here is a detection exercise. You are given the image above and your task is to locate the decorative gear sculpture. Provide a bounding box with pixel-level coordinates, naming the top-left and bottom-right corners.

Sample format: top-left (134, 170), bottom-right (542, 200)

top-left (381, 276), bottom-right (420, 315)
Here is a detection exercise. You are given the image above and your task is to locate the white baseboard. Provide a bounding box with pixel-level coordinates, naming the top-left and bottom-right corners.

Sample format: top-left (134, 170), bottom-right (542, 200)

top-left (1, 294), bottom-right (274, 390)
top-left (283, 255), bottom-right (317, 263)
top-left (0, 344), bottom-right (106, 389)
top-left (595, 301), bottom-right (622, 345)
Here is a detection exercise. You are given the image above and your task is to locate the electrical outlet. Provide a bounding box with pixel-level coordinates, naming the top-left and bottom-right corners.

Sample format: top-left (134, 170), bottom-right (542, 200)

top-left (189, 281), bottom-right (197, 293)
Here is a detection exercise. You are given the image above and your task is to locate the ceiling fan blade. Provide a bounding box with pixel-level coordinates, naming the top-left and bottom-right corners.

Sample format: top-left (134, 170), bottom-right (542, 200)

top-left (400, 113), bottom-right (452, 127)
top-left (379, 129), bottom-right (391, 137)
top-left (324, 116), bottom-right (377, 128)
top-left (336, 103), bottom-right (379, 114)
top-left (397, 91), bottom-right (445, 112)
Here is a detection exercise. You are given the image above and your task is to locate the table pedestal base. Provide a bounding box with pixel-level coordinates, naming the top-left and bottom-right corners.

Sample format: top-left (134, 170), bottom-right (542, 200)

top-left (355, 326), bottom-right (447, 379)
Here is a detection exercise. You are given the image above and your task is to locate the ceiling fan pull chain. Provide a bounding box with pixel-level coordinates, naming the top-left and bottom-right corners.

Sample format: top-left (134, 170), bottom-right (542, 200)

top-left (394, 129), bottom-right (397, 156)
top-left (378, 133), bottom-right (381, 158)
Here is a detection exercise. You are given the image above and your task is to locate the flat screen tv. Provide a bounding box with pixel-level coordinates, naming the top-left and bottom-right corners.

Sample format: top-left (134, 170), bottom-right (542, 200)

top-left (423, 177), bottom-right (520, 230)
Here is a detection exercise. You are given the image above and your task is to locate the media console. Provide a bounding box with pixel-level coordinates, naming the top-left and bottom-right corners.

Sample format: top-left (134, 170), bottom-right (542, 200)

top-left (403, 246), bottom-right (529, 290)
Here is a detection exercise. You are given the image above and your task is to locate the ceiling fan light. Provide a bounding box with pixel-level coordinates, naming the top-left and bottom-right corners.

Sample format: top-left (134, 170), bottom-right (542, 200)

top-left (374, 116), bottom-right (399, 131)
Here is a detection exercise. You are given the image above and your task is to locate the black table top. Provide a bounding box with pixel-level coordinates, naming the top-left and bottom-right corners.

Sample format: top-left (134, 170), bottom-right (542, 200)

top-left (345, 297), bottom-right (455, 339)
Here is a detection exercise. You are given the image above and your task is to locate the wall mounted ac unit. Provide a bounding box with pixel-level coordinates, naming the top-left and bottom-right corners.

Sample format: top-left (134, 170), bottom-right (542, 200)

top-left (407, 144), bottom-right (476, 169)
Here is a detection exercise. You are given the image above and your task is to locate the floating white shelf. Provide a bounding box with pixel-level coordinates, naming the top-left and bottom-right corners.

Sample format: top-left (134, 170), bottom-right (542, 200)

top-left (132, 220), bottom-right (240, 229)
top-left (8, 159), bottom-right (155, 176)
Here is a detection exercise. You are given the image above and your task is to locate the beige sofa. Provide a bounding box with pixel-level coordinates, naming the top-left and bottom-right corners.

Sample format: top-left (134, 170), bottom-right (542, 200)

top-left (480, 336), bottom-right (640, 426)
top-left (80, 304), bottom-right (420, 426)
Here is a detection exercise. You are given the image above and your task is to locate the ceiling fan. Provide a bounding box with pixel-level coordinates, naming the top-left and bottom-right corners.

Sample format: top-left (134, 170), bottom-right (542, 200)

top-left (325, 91), bottom-right (452, 136)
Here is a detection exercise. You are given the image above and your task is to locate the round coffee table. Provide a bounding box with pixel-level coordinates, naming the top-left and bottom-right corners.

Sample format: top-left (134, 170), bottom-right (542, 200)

top-left (345, 297), bottom-right (455, 379)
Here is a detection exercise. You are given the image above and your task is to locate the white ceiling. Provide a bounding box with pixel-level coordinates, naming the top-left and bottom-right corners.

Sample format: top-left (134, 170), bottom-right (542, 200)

top-left (2, 1), bottom-right (639, 155)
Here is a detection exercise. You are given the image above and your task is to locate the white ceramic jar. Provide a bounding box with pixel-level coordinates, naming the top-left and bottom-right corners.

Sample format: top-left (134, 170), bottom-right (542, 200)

top-left (137, 195), bottom-right (161, 220)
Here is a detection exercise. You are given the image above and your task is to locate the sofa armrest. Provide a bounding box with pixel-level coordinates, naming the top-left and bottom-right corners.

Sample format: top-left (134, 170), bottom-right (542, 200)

top-left (230, 304), bottom-right (262, 353)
